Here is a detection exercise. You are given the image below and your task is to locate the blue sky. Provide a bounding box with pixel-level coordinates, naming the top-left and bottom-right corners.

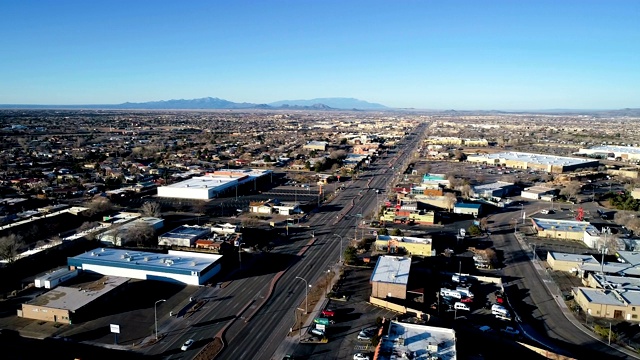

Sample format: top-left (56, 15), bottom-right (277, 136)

top-left (0, 0), bottom-right (638, 109)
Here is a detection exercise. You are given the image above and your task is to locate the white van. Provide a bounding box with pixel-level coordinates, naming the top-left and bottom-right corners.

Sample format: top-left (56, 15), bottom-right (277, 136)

top-left (495, 313), bottom-right (512, 321)
top-left (454, 302), bottom-right (470, 311)
top-left (491, 304), bottom-right (510, 317)
top-left (456, 287), bottom-right (474, 298)
top-left (440, 288), bottom-right (462, 299)
top-left (452, 274), bottom-right (467, 283)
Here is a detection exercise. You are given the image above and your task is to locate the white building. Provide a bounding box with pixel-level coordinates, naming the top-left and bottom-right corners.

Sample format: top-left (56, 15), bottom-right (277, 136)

top-left (157, 169), bottom-right (273, 200)
top-left (466, 151), bottom-right (599, 173)
top-left (68, 248), bottom-right (223, 286)
top-left (376, 320), bottom-right (457, 360)
top-left (34, 268), bottom-right (79, 289)
top-left (520, 186), bottom-right (556, 200)
top-left (577, 145), bottom-right (640, 162)
top-left (158, 225), bottom-right (211, 247)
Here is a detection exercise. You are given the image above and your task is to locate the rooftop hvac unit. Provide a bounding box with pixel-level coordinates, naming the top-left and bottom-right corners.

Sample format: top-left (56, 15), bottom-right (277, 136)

top-left (191, 261), bottom-right (197, 266)
top-left (143, 257), bottom-right (149, 262)
top-left (101, 248), bottom-right (105, 252)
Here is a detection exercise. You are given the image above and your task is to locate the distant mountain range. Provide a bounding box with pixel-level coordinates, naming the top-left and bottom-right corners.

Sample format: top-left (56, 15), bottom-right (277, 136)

top-left (0, 97), bottom-right (388, 110)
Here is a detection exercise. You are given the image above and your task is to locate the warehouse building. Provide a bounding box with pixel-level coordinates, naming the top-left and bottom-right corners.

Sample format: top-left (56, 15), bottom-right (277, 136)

top-left (158, 225), bottom-right (211, 247)
top-left (370, 256), bottom-right (411, 300)
top-left (520, 186), bottom-right (557, 200)
top-left (453, 203), bottom-right (483, 217)
top-left (577, 145), bottom-right (640, 162)
top-left (573, 286), bottom-right (640, 321)
top-left (68, 248), bottom-right (223, 286)
top-left (471, 181), bottom-right (519, 199)
top-left (466, 151), bottom-right (599, 173)
top-left (157, 169), bottom-right (273, 200)
top-left (19, 276), bottom-right (129, 324)
top-left (97, 217), bottom-right (164, 246)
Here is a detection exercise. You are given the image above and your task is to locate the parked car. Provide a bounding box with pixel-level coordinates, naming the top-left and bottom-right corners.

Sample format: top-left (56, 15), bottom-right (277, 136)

top-left (310, 328), bottom-right (325, 337)
top-left (460, 296), bottom-right (473, 303)
top-left (358, 330), bottom-right (373, 341)
top-left (181, 339), bottom-right (194, 351)
top-left (353, 353), bottom-right (370, 360)
top-left (322, 309), bottom-right (335, 317)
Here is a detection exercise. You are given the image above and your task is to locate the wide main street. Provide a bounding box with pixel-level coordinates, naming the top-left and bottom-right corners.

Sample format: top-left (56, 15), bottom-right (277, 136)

top-left (144, 127), bottom-right (425, 359)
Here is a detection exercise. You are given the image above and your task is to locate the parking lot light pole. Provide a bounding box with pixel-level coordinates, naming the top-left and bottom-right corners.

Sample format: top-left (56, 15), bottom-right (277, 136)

top-left (295, 276), bottom-right (309, 314)
top-left (333, 234), bottom-right (343, 263)
top-left (154, 299), bottom-right (166, 340)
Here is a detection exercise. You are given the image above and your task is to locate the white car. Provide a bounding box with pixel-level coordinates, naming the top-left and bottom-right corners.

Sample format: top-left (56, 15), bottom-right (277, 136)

top-left (357, 331), bottom-right (372, 341)
top-left (353, 353), bottom-right (370, 360)
top-left (181, 338), bottom-right (194, 351)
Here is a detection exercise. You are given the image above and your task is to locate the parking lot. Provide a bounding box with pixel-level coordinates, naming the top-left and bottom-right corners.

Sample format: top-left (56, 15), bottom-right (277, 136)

top-left (291, 266), bottom-right (398, 360)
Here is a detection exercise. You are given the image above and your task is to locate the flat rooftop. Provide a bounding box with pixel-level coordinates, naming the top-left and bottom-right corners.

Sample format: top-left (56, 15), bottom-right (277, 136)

top-left (26, 276), bottom-right (129, 311)
top-left (69, 248), bottom-right (222, 275)
top-left (548, 252), bottom-right (599, 264)
top-left (586, 145), bottom-right (640, 155)
top-left (472, 181), bottom-right (514, 191)
top-left (590, 273), bottom-right (640, 292)
top-left (577, 288), bottom-right (624, 306)
top-left (616, 251), bottom-right (640, 266)
top-left (162, 176), bottom-right (237, 190)
top-left (377, 321), bottom-right (456, 360)
top-left (471, 151), bottom-right (595, 166)
top-left (159, 225), bottom-right (210, 240)
top-left (371, 256), bottom-right (411, 285)
top-left (377, 236), bottom-right (432, 245)
top-left (532, 218), bottom-right (599, 233)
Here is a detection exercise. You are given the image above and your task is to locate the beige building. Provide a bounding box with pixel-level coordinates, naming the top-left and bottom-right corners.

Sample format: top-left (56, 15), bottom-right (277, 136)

top-left (370, 256), bottom-right (411, 300)
top-left (546, 251), bottom-right (599, 272)
top-left (632, 188), bottom-right (640, 200)
top-left (573, 287), bottom-right (640, 321)
top-left (19, 276), bottom-right (129, 324)
top-left (375, 235), bottom-right (433, 256)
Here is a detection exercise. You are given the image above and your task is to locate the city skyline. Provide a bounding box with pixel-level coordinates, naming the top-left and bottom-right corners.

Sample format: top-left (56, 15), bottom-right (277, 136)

top-left (1, 0), bottom-right (639, 110)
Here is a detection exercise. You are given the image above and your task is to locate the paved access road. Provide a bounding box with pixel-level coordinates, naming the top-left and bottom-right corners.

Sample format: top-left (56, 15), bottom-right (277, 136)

top-left (490, 203), bottom-right (634, 360)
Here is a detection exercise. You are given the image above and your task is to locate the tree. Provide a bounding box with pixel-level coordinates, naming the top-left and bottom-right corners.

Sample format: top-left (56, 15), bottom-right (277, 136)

top-left (460, 184), bottom-right (472, 200)
top-left (141, 201), bottom-right (162, 217)
top-left (86, 197), bottom-right (113, 216)
top-left (78, 221), bottom-right (100, 241)
top-left (453, 150), bottom-right (467, 161)
top-left (377, 228), bottom-right (389, 236)
top-left (343, 246), bottom-right (358, 265)
top-left (468, 225), bottom-right (482, 236)
top-left (560, 182), bottom-right (581, 202)
top-left (479, 217), bottom-right (489, 231)
top-left (444, 193), bottom-right (458, 212)
top-left (0, 234), bottom-right (25, 263)
top-left (127, 222), bottom-right (156, 247)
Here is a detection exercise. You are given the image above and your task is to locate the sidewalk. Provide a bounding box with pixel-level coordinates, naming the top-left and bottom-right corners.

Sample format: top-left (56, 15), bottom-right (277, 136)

top-left (271, 263), bottom-right (343, 360)
top-left (514, 232), bottom-right (640, 359)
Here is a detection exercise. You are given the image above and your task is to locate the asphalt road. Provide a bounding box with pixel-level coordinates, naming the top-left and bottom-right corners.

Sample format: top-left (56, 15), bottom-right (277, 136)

top-left (140, 124), bottom-right (426, 360)
top-left (490, 202), bottom-right (633, 359)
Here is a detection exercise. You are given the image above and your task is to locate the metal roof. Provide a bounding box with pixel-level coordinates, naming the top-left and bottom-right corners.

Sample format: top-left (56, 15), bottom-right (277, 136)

top-left (586, 145), bottom-right (640, 155)
top-left (158, 225), bottom-right (210, 240)
top-left (532, 218), bottom-right (598, 233)
top-left (616, 251), bottom-right (640, 266)
top-left (68, 248), bottom-right (222, 276)
top-left (371, 256), bottom-right (411, 285)
top-left (26, 276), bottom-right (129, 311)
top-left (548, 252), bottom-right (599, 264)
top-left (470, 151), bottom-right (595, 166)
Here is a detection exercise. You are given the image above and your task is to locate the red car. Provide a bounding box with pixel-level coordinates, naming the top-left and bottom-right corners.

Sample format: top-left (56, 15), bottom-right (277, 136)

top-left (322, 309), bottom-right (335, 317)
top-left (460, 296), bottom-right (473, 303)
top-left (496, 295), bottom-right (504, 304)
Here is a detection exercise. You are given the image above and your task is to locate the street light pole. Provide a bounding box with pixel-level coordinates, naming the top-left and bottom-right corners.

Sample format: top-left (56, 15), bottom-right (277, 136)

top-left (333, 234), bottom-right (343, 263)
top-left (154, 299), bottom-right (166, 340)
top-left (295, 276), bottom-right (309, 314)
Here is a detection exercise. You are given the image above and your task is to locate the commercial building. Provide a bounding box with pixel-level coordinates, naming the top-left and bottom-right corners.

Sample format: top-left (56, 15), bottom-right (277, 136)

top-left (471, 181), bottom-right (519, 199)
top-left (157, 225), bottom-right (211, 247)
top-left (453, 203), bottom-right (482, 217)
top-left (531, 218), bottom-right (600, 246)
top-left (520, 186), bottom-right (557, 200)
top-left (577, 145), bottom-right (640, 162)
top-left (34, 268), bottom-right (79, 289)
top-left (546, 251), bottom-right (599, 272)
top-left (466, 151), bottom-right (599, 173)
top-left (375, 235), bottom-right (433, 256)
top-left (68, 248), bottom-right (223, 286)
top-left (370, 256), bottom-right (411, 300)
top-left (573, 286), bottom-right (640, 321)
top-left (97, 217), bottom-right (164, 246)
top-left (380, 208), bottom-right (435, 225)
top-left (303, 141), bottom-right (328, 151)
top-left (157, 169), bottom-right (273, 200)
top-left (374, 320), bottom-right (457, 360)
top-left (19, 276), bottom-right (129, 324)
